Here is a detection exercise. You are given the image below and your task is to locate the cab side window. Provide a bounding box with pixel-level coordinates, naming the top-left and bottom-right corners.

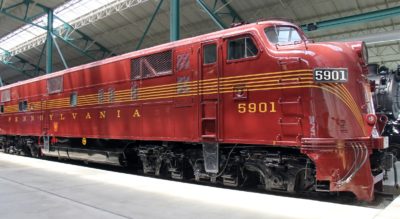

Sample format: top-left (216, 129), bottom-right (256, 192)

top-left (203, 44), bottom-right (217, 64)
top-left (0, 105), bottom-right (4, 114)
top-left (265, 26), bottom-right (302, 45)
top-left (227, 36), bottom-right (258, 60)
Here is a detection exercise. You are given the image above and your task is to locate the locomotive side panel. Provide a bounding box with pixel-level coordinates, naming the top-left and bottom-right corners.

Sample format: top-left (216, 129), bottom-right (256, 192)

top-left (137, 49), bottom-right (178, 140)
top-left (0, 80), bottom-right (46, 136)
top-left (40, 47), bottom-right (200, 141)
top-left (219, 31), bottom-right (298, 145)
top-left (173, 46), bottom-right (199, 141)
top-left (44, 59), bottom-right (145, 139)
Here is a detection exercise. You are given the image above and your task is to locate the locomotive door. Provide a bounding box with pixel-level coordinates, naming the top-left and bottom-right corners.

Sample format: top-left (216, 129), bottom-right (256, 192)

top-left (200, 41), bottom-right (221, 174)
top-left (200, 41), bottom-right (220, 141)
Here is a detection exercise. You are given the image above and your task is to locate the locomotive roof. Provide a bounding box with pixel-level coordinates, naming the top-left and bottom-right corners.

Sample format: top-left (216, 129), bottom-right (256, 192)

top-left (0, 20), bottom-right (295, 91)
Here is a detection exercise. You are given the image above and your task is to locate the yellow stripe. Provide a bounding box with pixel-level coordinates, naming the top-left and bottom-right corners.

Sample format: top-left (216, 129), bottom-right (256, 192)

top-left (321, 84), bottom-right (366, 135)
top-left (76, 74), bottom-right (313, 105)
top-left (134, 72), bottom-right (312, 94)
top-left (0, 69), bottom-right (367, 135)
top-left (135, 74), bottom-right (313, 97)
top-left (325, 84), bottom-right (365, 132)
top-left (218, 69), bottom-right (311, 81)
top-left (337, 84), bottom-right (366, 135)
top-left (134, 69), bottom-right (311, 92)
top-left (28, 70), bottom-right (313, 108)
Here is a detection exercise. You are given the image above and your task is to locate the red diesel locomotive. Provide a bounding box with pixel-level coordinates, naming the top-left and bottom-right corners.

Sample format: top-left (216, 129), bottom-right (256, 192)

top-left (0, 20), bottom-right (394, 201)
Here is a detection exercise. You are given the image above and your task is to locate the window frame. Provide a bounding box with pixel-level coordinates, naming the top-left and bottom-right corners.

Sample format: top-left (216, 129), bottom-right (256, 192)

top-left (70, 92), bottom-right (78, 107)
top-left (202, 43), bottom-right (218, 66)
top-left (108, 87), bottom-right (115, 103)
top-left (264, 25), bottom-right (304, 46)
top-left (225, 34), bottom-right (260, 64)
top-left (47, 76), bottom-right (63, 95)
top-left (131, 84), bottom-right (138, 100)
top-left (131, 49), bottom-right (173, 80)
top-left (1, 89), bottom-right (11, 103)
top-left (98, 89), bottom-right (104, 104)
top-left (18, 100), bottom-right (28, 112)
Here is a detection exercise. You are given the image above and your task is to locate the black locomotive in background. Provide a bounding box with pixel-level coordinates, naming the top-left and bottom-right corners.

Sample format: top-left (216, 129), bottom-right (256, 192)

top-left (368, 63), bottom-right (400, 158)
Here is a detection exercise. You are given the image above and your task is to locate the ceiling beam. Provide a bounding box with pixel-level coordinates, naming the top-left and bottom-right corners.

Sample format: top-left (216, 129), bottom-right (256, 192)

top-left (0, 0), bottom-right (116, 76)
top-left (135, 0), bottom-right (164, 50)
top-left (0, 47), bottom-right (45, 78)
top-left (196, 0), bottom-right (243, 30)
top-left (170, 0), bottom-right (180, 41)
top-left (302, 5), bottom-right (400, 32)
top-left (220, 0), bottom-right (244, 24)
top-left (196, 0), bottom-right (226, 29)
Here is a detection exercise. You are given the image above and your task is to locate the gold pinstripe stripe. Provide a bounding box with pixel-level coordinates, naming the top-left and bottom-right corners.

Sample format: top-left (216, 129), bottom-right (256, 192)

top-left (136, 69), bottom-right (313, 92)
top-left (338, 84), bottom-right (365, 116)
top-left (323, 85), bottom-right (359, 115)
top-left (117, 73), bottom-right (313, 96)
top-left (328, 84), bottom-right (365, 133)
top-left (321, 84), bottom-right (366, 135)
top-left (5, 70), bottom-right (312, 110)
top-left (2, 84), bottom-right (367, 135)
top-left (324, 84), bottom-right (364, 130)
top-left (337, 84), bottom-right (367, 135)
top-left (1, 69), bottom-right (367, 135)
top-left (335, 85), bottom-right (364, 123)
top-left (132, 78), bottom-right (314, 100)
top-left (74, 71), bottom-right (314, 105)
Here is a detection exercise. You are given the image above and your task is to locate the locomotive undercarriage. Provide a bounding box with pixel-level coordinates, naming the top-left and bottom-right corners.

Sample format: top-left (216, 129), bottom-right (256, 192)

top-left (0, 136), bottom-right (39, 157)
top-left (120, 142), bottom-right (316, 193)
top-left (0, 135), bottom-right (316, 195)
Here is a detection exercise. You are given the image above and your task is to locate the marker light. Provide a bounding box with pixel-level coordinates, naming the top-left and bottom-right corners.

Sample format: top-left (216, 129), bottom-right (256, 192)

top-left (366, 114), bottom-right (377, 126)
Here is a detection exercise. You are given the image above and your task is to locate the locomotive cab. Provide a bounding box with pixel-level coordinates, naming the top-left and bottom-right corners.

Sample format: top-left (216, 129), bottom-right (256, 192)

top-left (246, 21), bottom-right (395, 200)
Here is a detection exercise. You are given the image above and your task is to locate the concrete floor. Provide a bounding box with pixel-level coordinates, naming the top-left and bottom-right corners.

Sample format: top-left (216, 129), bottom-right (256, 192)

top-left (0, 153), bottom-right (398, 219)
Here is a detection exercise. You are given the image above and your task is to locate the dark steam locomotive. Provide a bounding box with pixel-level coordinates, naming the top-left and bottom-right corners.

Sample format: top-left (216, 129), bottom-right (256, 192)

top-left (368, 64), bottom-right (400, 157)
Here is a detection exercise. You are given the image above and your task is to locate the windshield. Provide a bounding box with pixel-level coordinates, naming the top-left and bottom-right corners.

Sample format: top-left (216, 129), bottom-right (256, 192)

top-left (264, 26), bottom-right (302, 45)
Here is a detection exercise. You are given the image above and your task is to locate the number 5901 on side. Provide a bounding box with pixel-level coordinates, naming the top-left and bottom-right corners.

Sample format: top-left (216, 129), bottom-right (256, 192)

top-left (313, 68), bottom-right (348, 83)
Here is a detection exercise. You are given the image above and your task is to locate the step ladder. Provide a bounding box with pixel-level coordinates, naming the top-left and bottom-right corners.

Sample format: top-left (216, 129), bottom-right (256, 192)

top-left (200, 100), bottom-right (218, 140)
top-left (277, 96), bottom-right (304, 143)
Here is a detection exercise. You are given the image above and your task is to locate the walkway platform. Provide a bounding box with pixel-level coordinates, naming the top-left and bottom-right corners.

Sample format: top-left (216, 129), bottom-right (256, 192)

top-left (374, 195), bottom-right (400, 219)
top-left (0, 153), bottom-right (397, 219)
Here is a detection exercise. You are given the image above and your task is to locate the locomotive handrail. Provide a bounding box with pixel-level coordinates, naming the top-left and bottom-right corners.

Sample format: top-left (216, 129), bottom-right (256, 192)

top-left (278, 96), bottom-right (302, 104)
top-left (278, 118), bottom-right (302, 125)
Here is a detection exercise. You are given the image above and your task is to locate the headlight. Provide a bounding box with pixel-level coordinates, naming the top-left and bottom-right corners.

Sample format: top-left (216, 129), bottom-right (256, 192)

top-left (349, 42), bottom-right (368, 65)
top-left (362, 42), bottom-right (369, 64)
